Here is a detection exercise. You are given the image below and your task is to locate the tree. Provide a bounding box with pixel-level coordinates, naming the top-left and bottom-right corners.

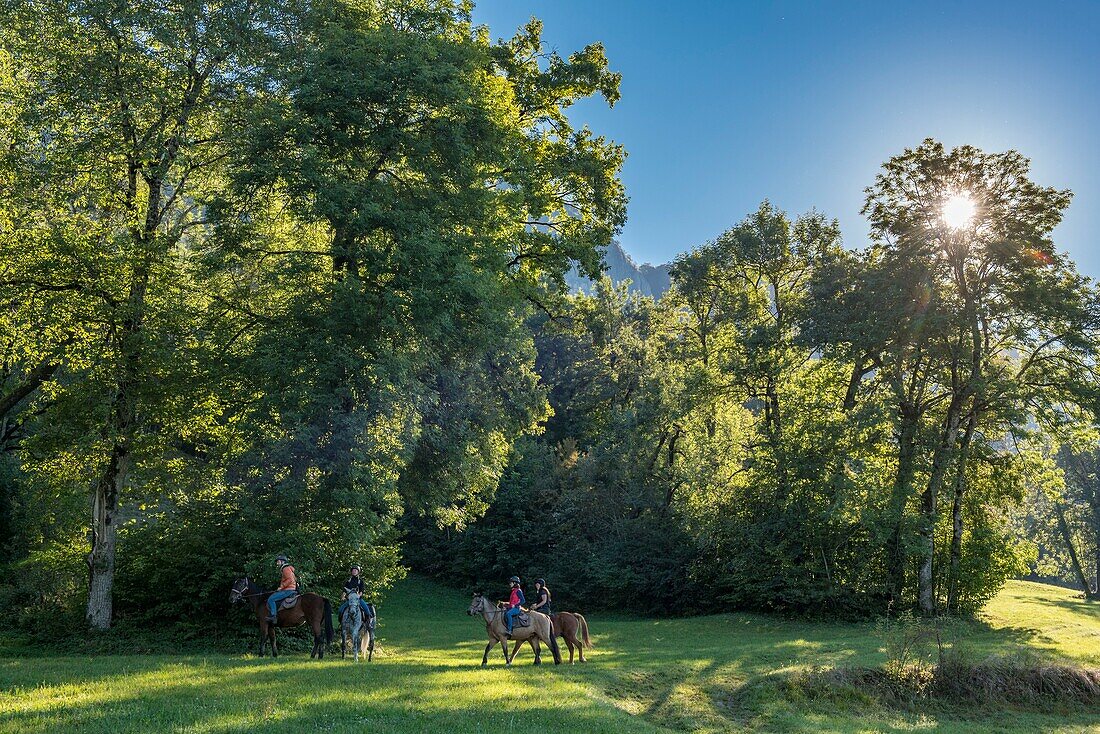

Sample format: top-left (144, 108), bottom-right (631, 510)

top-left (861, 139), bottom-right (1098, 613)
top-left (1, 0), bottom-right (626, 630)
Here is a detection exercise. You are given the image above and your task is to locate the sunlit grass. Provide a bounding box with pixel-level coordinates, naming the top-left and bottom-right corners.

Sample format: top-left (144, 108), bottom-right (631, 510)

top-left (1, 578), bottom-right (1097, 733)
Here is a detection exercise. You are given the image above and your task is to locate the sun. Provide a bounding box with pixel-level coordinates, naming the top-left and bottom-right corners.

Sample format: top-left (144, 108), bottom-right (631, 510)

top-left (941, 192), bottom-right (976, 230)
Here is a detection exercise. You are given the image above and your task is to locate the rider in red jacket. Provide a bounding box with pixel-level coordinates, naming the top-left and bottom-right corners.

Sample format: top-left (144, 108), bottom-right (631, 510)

top-left (503, 575), bottom-right (525, 634)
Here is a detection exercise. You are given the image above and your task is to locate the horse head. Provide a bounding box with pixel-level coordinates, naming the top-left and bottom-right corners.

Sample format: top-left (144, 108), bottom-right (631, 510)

top-left (229, 577), bottom-right (250, 604)
top-left (467, 592), bottom-right (487, 616)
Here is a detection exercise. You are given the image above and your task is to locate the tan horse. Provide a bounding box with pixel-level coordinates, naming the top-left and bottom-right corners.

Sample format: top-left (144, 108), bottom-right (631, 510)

top-left (510, 611), bottom-right (593, 664)
top-left (467, 593), bottom-right (561, 666)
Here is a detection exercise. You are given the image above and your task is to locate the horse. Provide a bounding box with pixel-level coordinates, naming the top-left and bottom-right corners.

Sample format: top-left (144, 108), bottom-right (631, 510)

top-left (230, 577), bottom-right (334, 659)
top-left (467, 592), bottom-right (561, 666)
top-left (509, 611), bottom-right (593, 664)
top-left (340, 590), bottom-right (375, 662)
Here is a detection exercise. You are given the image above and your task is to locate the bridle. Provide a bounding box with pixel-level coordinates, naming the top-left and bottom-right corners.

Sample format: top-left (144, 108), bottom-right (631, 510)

top-left (230, 579), bottom-right (268, 602)
top-left (470, 595), bottom-right (503, 618)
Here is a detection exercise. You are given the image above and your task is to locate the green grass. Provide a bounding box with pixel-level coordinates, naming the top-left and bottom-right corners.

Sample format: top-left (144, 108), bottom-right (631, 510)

top-left (1, 578), bottom-right (1098, 733)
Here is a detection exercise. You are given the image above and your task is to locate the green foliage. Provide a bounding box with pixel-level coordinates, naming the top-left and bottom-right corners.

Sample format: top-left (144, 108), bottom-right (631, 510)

top-left (1, 0), bottom-right (1097, 635)
top-left (1, 0), bottom-right (625, 631)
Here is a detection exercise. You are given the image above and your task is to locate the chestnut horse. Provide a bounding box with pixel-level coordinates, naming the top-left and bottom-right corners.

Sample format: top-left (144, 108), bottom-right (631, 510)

top-left (467, 593), bottom-right (561, 666)
top-left (230, 577), bottom-right (333, 658)
top-left (510, 611), bottom-right (593, 664)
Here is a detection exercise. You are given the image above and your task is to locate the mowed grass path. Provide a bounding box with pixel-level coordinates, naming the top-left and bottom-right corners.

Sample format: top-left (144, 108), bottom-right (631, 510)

top-left (2, 577), bottom-right (1098, 733)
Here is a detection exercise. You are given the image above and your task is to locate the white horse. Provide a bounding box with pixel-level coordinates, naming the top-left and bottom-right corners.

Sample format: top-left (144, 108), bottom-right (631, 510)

top-left (340, 590), bottom-right (375, 662)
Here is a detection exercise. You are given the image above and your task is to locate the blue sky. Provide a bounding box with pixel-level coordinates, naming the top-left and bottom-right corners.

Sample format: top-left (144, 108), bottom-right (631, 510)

top-left (472, 1), bottom-right (1100, 276)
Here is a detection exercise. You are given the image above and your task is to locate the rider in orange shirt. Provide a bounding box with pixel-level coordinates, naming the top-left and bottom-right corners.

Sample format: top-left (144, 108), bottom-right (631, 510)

top-left (266, 554), bottom-right (298, 623)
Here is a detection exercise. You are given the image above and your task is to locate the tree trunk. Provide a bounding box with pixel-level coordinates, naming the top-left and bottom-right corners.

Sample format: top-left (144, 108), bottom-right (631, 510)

top-left (87, 445), bottom-right (131, 630)
top-left (85, 232), bottom-right (153, 629)
top-left (86, 323), bottom-right (143, 629)
top-left (1054, 498), bottom-right (1093, 599)
top-left (1090, 497), bottom-right (1100, 599)
top-left (945, 411), bottom-right (977, 614)
top-left (765, 376), bottom-right (788, 504)
top-left (886, 407), bottom-right (919, 606)
top-left (918, 398), bottom-right (965, 615)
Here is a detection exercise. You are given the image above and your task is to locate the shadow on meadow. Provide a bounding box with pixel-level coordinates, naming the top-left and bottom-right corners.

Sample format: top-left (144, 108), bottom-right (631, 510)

top-left (0, 654), bottom-right (658, 734)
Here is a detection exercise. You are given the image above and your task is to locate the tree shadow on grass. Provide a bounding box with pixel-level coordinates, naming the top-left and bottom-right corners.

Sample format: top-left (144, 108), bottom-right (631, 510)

top-left (0, 654), bottom-right (658, 734)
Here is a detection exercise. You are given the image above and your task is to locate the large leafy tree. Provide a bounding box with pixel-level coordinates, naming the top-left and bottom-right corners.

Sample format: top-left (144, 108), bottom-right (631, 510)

top-left (1, 0), bottom-right (282, 629)
top-left (858, 139), bottom-right (1099, 613)
top-left (1, 0), bottom-right (626, 630)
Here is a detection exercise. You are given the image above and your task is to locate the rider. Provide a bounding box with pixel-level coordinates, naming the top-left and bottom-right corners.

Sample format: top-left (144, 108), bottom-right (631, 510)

top-left (266, 554), bottom-right (298, 623)
top-left (530, 578), bottom-right (552, 616)
top-left (503, 575), bottom-right (525, 635)
top-left (338, 563), bottom-right (376, 627)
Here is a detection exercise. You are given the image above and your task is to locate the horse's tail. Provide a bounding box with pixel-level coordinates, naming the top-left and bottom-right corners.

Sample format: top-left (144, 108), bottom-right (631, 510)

top-left (576, 613), bottom-right (593, 648)
top-left (323, 598), bottom-right (334, 645)
top-left (546, 618), bottom-right (562, 665)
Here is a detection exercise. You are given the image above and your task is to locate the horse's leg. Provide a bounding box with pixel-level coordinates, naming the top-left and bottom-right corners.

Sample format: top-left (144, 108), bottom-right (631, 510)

top-left (482, 640), bottom-right (494, 666)
top-left (270, 626), bottom-right (278, 658)
top-left (500, 639), bottom-right (511, 665)
top-left (532, 637), bottom-right (542, 666)
top-left (341, 620), bottom-right (347, 659)
top-left (508, 639), bottom-right (522, 661)
top-left (564, 634), bottom-right (575, 664)
top-left (258, 623), bottom-right (266, 657)
top-left (367, 628), bottom-right (374, 662)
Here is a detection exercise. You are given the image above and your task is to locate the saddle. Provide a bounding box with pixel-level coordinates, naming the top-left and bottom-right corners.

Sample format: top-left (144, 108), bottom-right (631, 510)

top-left (278, 594), bottom-right (300, 610)
top-left (513, 612), bottom-right (531, 629)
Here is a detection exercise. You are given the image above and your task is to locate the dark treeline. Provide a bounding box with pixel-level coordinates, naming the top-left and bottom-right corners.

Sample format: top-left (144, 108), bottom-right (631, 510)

top-left (2, 1), bottom-right (1099, 638)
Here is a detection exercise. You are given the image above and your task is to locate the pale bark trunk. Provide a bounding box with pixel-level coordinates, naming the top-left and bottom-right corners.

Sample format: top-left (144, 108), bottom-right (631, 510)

top-left (85, 180), bottom-right (155, 629)
top-left (86, 299), bottom-right (144, 629)
top-left (87, 447), bottom-right (130, 630)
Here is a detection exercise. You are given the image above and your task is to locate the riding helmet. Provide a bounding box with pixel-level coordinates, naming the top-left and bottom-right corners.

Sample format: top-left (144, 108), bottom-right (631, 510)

top-left (509, 575), bottom-right (520, 584)
top-left (276, 554), bottom-right (289, 564)
top-left (350, 564), bottom-right (361, 571)
top-left (536, 578), bottom-right (546, 586)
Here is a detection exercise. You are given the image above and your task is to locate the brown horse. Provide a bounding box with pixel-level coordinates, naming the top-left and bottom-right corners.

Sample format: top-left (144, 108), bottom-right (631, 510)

top-left (509, 611), bottom-right (593, 664)
top-left (230, 577), bottom-right (333, 658)
top-left (467, 593), bottom-right (561, 666)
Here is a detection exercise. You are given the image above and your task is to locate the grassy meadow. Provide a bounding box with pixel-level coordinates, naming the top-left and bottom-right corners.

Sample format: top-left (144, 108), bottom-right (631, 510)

top-left (1, 576), bottom-right (1098, 733)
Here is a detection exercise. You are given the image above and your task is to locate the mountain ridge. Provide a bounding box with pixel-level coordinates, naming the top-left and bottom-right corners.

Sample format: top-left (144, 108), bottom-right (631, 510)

top-left (566, 239), bottom-right (672, 297)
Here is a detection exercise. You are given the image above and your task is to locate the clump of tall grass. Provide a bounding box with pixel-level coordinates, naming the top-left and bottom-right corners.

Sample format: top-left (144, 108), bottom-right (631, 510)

top-left (726, 611), bottom-right (1100, 713)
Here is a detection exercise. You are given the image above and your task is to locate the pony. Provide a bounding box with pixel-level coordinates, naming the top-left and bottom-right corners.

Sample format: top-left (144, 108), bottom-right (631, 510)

top-left (230, 577), bottom-right (333, 658)
top-left (509, 611), bottom-right (593, 664)
top-left (340, 590), bottom-right (375, 662)
top-left (467, 592), bottom-right (561, 666)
